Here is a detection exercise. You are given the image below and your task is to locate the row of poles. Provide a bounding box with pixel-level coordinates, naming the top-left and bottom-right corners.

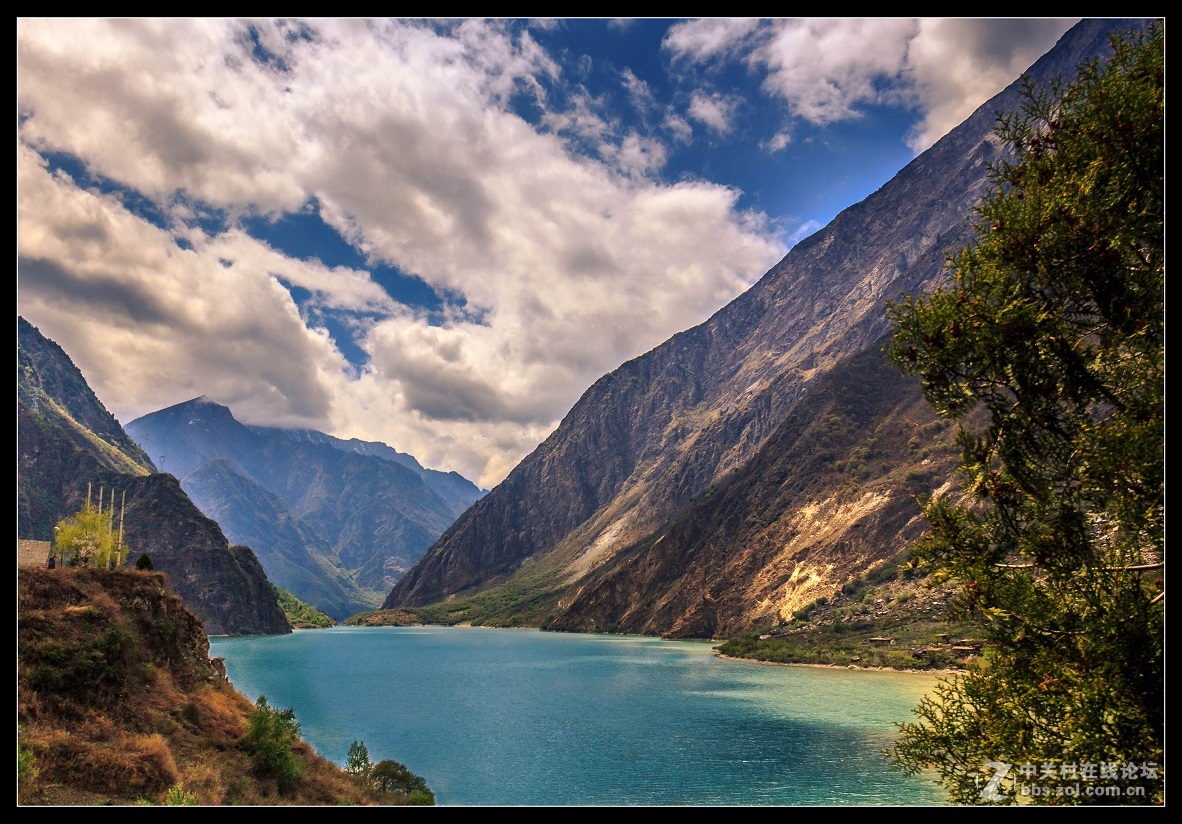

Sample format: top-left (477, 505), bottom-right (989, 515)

top-left (92, 481), bottom-right (127, 569)
top-left (62, 481), bottom-right (128, 569)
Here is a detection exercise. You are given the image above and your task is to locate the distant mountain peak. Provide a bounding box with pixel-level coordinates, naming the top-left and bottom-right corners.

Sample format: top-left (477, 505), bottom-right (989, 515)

top-left (169, 394), bottom-right (233, 414)
top-left (126, 397), bottom-right (485, 619)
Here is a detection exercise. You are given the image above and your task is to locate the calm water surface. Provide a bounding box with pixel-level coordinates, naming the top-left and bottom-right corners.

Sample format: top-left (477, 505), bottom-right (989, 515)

top-left (209, 626), bottom-right (946, 806)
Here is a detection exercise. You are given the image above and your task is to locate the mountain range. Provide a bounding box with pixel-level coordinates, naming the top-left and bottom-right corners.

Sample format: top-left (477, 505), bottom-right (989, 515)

top-left (382, 19), bottom-right (1141, 638)
top-left (126, 397), bottom-right (484, 620)
top-left (17, 19), bottom-right (1146, 645)
top-left (18, 316), bottom-right (289, 636)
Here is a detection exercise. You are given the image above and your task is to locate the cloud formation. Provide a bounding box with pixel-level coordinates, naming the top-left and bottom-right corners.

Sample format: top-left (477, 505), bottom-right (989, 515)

top-left (903, 18), bottom-right (1080, 151)
top-left (17, 18), bottom-right (784, 487)
top-left (664, 17), bottom-right (1076, 151)
top-left (17, 18), bottom-right (1078, 488)
top-left (688, 92), bottom-right (738, 134)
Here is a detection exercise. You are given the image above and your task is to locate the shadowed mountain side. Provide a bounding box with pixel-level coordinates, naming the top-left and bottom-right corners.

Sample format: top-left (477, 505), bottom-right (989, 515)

top-left (263, 427), bottom-right (485, 516)
top-left (128, 397), bottom-right (473, 610)
top-left (18, 317), bottom-right (155, 541)
top-left (243, 441), bottom-right (454, 590)
top-left (385, 20), bottom-right (1139, 623)
top-left (110, 472), bottom-right (291, 636)
top-left (385, 117), bottom-right (991, 607)
top-left (17, 317), bottom-right (156, 473)
top-left (182, 458), bottom-right (374, 621)
top-left (18, 317), bottom-right (288, 636)
top-left (547, 337), bottom-right (963, 639)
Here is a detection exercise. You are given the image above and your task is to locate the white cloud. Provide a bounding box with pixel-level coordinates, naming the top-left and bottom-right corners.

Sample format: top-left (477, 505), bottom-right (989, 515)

top-left (664, 17), bottom-right (1076, 149)
top-left (541, 91), bottom-right (617, 144)
top-left (620, 67), bottom-right (658, 117)
top-left (610, 133), bottom-right (668, 177)
top-left (753, 18), bottom-right (918, 125)
top-left (688, 91), bottom-right (737, 134)
top-left (904, 18), bottom-right (1078, 152)
top-left (663, 18), bottom-right (761, 61)
top-left (761, 131), bottom-right (792, 153)
top-left (16, 144), bottom-right (350, 427)
top-left (663, 112), bottom-right (694, 143)
top-left (17, 18), bottom-right (785, 488)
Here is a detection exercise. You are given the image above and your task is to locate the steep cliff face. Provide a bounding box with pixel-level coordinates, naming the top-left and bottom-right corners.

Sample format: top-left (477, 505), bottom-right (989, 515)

top-left (183, 458), bottom-right (364, 622)
top-left (385, 20), bottom-right (1140, 630)
top-left (113, 473), bottom-right (291, 636)
top-left (18, 316), bottom-right (155, 540)
top-left (17, 318), bottom-right (289, 636)
top-left (17, 317), bottom-right (156, 472)
top-left (547, 337), bottom-right (964, 638)
top-left (127, 398), bottom-right (482, 617)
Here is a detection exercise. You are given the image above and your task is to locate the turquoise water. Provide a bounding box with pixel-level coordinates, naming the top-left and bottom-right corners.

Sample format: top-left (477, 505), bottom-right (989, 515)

top-left (209, 626), bottom-right (946, 806)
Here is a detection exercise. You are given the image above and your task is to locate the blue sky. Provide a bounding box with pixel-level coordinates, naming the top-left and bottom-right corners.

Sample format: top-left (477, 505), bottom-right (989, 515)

top-left (17, 18), bottom-right (1078, 486)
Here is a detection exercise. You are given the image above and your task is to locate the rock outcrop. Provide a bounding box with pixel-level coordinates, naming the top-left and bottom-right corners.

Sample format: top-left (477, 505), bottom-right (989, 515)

top-left (17, 567), bottom-right (415, 805)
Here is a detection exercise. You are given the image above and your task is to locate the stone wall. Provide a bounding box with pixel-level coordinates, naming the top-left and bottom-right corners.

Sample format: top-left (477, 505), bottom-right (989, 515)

top-left (17, 539), bottom-right (51, 569)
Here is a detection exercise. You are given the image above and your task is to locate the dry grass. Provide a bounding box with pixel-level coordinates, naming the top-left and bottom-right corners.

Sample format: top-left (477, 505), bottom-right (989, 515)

top-left (18, 567), bottom-right (415, 806)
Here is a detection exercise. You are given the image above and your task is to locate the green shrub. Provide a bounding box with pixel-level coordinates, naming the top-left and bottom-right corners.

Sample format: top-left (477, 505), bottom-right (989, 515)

top-left (28, 628), bottom-right (139, 701)
top-left (164, 783), bottom-right (198, 805)
top-left (371, 760), bottom-right (434, 805)
top-left (239, 695), bottom-right (303, 793)
top-left (18, 733), bottom-right (37, 788)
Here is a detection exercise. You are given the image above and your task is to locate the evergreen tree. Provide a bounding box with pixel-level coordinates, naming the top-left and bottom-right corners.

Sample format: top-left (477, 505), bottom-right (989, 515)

top-left (240, 695), bottom-right (303, 793)
top-left (886, 23), bottom-right (1162, 805)
top-left (345, 739), bottom-right (373, 783)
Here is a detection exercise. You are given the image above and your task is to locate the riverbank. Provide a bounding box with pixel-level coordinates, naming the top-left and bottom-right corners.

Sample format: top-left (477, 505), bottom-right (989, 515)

top-left (713, 650), bottom-right (957, 677)
top-left (713, 607), bottom-right (983, 671)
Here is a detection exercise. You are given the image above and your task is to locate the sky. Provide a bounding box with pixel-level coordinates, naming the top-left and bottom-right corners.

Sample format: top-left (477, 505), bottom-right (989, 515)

top-left (17, 17), bottom-right (1079, 488)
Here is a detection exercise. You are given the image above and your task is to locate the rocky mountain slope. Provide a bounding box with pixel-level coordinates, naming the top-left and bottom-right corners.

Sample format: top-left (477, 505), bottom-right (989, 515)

top-left (384, 20), bottom-right (1143, 636)
top-left (547, 336), bottom-right (965, 638)
top-left (18, 317), bottom-right (289, 636)
top-left (127, 398), bottom-right (483, 619)
top-left (181, 457), bottom-right (366, 622)
top-left (18, 316), bottom-right (156, 537)
top-left (17, 566), bottom-right (425, 805)
top-left (271, 426), bottom-right (485, 514)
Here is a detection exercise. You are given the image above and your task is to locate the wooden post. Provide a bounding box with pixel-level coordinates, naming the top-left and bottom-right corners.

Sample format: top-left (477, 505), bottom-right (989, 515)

top-left (87, 481), bottom-right (92, 510)
top-left (108, 489), bottom-right (116, 570)
top-left (117, 491), bottom-right (126, 568)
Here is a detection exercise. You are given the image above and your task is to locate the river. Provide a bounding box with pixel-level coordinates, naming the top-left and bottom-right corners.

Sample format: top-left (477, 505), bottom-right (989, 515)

top-left (209, 625), bottom-right (946, 806)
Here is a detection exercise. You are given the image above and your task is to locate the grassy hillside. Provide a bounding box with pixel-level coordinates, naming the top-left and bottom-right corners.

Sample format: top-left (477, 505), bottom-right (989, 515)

top-left (274, 585), bottom-right (336, 629)
top-left (17, 567), bottom-right (427, 806)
